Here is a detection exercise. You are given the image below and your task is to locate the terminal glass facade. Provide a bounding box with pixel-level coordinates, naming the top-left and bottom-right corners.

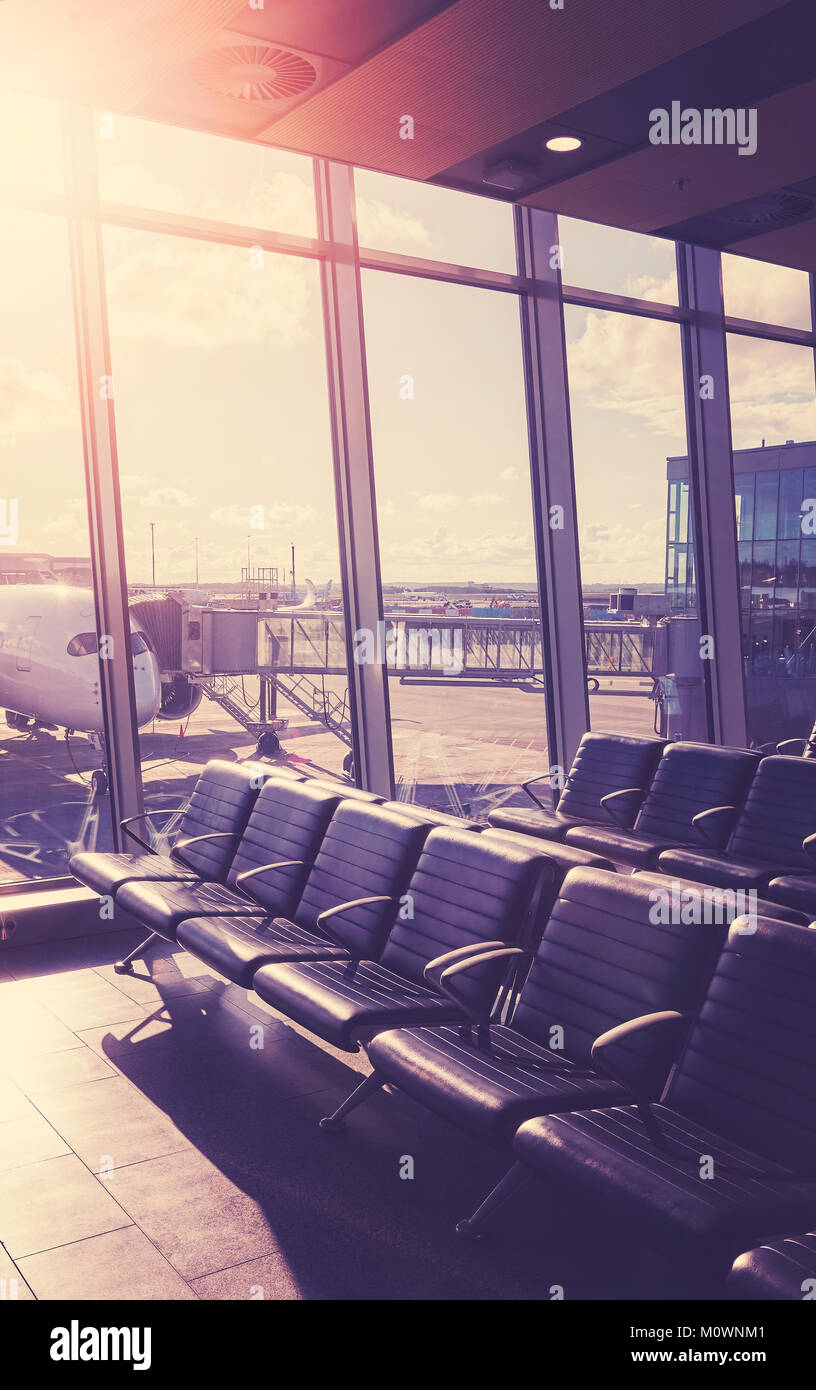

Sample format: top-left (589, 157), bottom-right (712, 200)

top-left (1, 89), bottom-right (815, 886)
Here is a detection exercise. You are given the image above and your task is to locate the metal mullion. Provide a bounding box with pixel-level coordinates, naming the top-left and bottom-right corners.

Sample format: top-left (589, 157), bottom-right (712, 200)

top-left (63, 104), bottom-right (143, 843)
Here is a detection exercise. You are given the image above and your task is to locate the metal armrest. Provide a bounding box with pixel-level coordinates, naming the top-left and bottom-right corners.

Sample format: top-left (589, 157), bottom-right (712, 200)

top-left (172, 831), bottom-right (235, 864)
top-left (777, 738), bottom-right (807, 757)
top-left (423, 941), bottom-right (507, 993)
top-left (436, 947), bottom-right (524, 1031)
top-left (234, 858), bottom-right (310, 895)
top-left (803, 832), bottom-right (816, 865)
top-left (120, 808), bottom-right (185, 853)
top-left (316, 895), bottom-right (396, 944)
top-left (521, 773), bottom-right (552, 811)
top-left (691, 805), bottom-right (736, 847)
top-left (599, 787), bottom-right (642, 828)
top-left (591, 1010), bottom-right (688, 1103)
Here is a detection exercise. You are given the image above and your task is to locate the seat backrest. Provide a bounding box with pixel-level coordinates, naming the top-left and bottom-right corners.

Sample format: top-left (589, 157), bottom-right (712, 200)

top-left (556, 733), bottom-right (665, 824)
top-left (512, 867), bottom-right (725, 1067)
top-left (634, 741), bottom-right (759, 844)
top-left (728, 755), bottom-right (816, 870)
top-left (306, 779), bottom-right (383, 805)
top-left (225, 778), bottom-right (341, 915)
top-left (175, 760), bottom-right (267, 879)
top-left (379, 830), bottom-right (551, 1008)
top-left (668, 917), bottom-right (816, 1169)
top-left (291, 802), bottom-right (430, 956)
top-left (381, 800), bottom-right (482, 831)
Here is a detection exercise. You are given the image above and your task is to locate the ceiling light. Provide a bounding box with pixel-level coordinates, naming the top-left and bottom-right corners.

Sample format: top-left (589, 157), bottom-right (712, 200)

top-left (545, 136), bottom-right (582, 152)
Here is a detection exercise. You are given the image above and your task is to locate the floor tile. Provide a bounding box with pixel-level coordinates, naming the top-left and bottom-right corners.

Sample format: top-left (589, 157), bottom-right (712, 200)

top-left (22, 969), bottom-right (148, 1031)
top-left (0, 1108), bottom-right (70, 1172)
top-left (0, 1154), bottom-right (132, 1257)
top-left (0, 1243), bottom-right (34, 1301)
top-left (18, 1226), bottom-right (198, 1301)
top-left (0, 987), bottom-right (83, 1057)
top-left (0, 1072), bottom-right (29, 1123)
top-left (106, 1149), bottom-right (281, 1280)
top-left (32, 1075), bottom-right (190, 1172)
top-left (191, 1253), bottom-right (301, 1301)
top-left (5, 1046), bottom-right (117, 1096)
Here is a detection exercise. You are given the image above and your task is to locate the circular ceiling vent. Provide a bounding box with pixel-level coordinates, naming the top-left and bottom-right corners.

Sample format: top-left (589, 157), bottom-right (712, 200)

top-left (714, 190), bottom-right (815, 228)
top-left (191, 44), bottom-right (317, 102)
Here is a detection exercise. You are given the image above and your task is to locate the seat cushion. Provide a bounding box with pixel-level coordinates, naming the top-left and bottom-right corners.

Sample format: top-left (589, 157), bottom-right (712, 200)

top-left (486, 806), bottom-right (578, 841)
top-left (367, 1022), bottom-right (626, 1145)
top-left (114, 879), bottom-right (262, 942)
top-left (69, 851), bottom-right (199, 897)
top-left (632, 870), bottom-right (808, 927)
top-left (563, 824), bottom-right (670, 868)
top-left (176, 914), bottom-right (351, 986)
top-left (656, 847), bottom-right (773, 890)
top-left (727, 1232), bottom-right (816, 1300)
top-left (514, 1104), bottom-right (816, 1272)
top-left (766, 874), bottom-right (816, 916)
top-left (252, 958), bottom-right (465, 1050)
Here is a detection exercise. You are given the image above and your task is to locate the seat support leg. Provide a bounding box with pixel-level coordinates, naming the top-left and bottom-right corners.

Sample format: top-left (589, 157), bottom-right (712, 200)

top-left (114, 932), bottom-right (161, 975)
top-left (319, 1070), bottom-right (386, 1133)
top-left (456, 1161), bottom-right (531, 1240)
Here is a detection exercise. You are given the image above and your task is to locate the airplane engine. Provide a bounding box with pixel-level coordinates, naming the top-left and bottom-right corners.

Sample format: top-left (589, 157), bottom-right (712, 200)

top-left (158, 675), bottom-right (202, 720)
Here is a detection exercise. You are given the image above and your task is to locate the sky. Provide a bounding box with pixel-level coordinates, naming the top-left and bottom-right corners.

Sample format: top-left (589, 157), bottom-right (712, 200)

top-left (2, 92), bottom-right (815, 589)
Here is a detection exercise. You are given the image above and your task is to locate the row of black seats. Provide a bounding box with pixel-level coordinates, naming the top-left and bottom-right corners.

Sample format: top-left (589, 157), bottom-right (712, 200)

top-left (489, 732), bottom-right (816, 915)
top-left (70, 758), bottom-right (816, 1297)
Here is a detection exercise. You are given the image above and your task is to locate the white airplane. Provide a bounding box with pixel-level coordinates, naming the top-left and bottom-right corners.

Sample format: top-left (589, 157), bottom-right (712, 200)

top-left (0, 585), bottom-right (161, 736)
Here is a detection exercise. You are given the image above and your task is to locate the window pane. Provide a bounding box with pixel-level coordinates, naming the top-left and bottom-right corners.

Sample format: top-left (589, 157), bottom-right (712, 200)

top-left (354, 169), bottom-right (516, 272)
top-left (0, 210), bottom-right (114, 883)
top-left (727, 337), bottom-right (816, 748)
top-left (565, 305), bottom-right (687, 736)
top-left (362, 269), bottom-right (546, 818)
top-left (558, 216), bottom-right (677, 303)
top-left (0, 90), bottom-right (63, 192)
top-left (104, 226), bottom-right (354, 814)
top-left (96, 114), bottom-right (316, 237)
top-left (722, 253), bottom-right (812, 332)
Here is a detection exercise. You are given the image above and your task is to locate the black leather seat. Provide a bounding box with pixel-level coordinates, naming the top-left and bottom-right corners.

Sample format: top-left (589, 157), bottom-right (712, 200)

top-left (565, 741), bottom-right (759, 868)
top-left (348, 866), bottom-right (725, 1146)
top-left (380, 800), bottom-right (482, 830)
top-left (115, 778), bottom-right (342, 942)
top-left (177, 803), bottom-right (431, 985)
top-left (630, 870), bottom-right (808, 927)
top-left (69, 759), bottom-right (269, 897)
top-left (483, 827), bottom-right (615, 874)
top-left (727, 1232), bottom-right (816, 1299)
top-left (252, 830), bottom-right (555, 1051)
top-left (658, 755), bottom-right (816, 891)
top-left (503, 917), bottom-right (816, 1275)
top-left (486, 732), bottom-right (664, 841)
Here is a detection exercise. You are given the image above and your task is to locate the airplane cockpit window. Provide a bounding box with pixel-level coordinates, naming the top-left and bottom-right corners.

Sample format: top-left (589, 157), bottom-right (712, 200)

top-left (66, 632), bottom-right (98, 657)
top-left (130, 631), bottom-right (153, 655)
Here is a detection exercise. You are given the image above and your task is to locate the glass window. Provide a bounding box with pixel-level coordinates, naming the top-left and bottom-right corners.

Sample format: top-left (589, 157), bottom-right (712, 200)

top-left (362, 268), bottom-right (546, 818)
top-left (722, 253), bottom-right (812, 332)
top-left (727, 337), bottom-right (816, 748)
top-left (565, 305), bottom-right (687, 737)
top-left (96, 113), bottom-right (316, 237)
top-left (558, 216), bottom-right (677, 303)
top-left (354, 168), bottom-right (517, 273)
top-left (0, 209), bottom-right (114, 883)
top-left (66, 633), bottom-right (98, 658)
top-left (0, 90), bottom-right (63, 192)
top-left (104, 225), bottom-right (354, 818)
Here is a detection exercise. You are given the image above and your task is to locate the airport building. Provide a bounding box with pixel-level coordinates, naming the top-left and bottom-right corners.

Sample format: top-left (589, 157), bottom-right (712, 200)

top-left (2, 0), bottom-right (816, 1318)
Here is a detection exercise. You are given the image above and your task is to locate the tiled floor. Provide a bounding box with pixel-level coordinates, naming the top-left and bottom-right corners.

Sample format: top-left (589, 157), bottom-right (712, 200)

top-left (0, 928), bottom-right (696, 1301)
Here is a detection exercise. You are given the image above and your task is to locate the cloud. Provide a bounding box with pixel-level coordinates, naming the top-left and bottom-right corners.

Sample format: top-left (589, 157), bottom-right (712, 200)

top-left (100, 163), bottom-right (316, 239)
top-left (470, 491), bottom-right (504, 507)
top-left (106, 239), bottom-right (313, 350)
top-left (0, 358), bottom-right (76, 443)
top-left (210, 501), bottom-right (317, 529)
top-left (417, 492), bottom-right (461, 513)
top-left (356, 197), bottom-right (431, 254)
top-left (499, 467), bottom-right (519, 482)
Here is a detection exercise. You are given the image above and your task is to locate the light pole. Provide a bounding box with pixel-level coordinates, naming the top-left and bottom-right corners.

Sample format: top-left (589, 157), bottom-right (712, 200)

top-left (194, 536), bottom-right (199, 584)
top-left (149, 522), bottom-right (156, 587)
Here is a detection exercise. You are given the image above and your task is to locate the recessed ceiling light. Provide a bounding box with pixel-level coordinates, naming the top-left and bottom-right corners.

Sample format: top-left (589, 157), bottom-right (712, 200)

top-left (545, 136), bottom-right (582, 152)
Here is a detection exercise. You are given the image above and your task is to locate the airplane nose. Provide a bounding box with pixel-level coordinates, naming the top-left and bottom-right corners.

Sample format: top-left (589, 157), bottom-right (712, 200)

top-left (133, 658), bottom-right (160, 727)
